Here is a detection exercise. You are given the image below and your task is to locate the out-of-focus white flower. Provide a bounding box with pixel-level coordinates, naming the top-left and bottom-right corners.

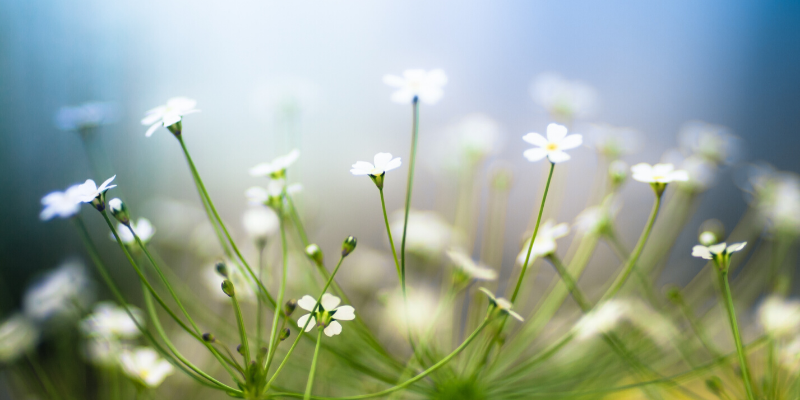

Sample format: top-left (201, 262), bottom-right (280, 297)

top-left (204, 262), bottom-right (257, 304)
top-left (383, 69), bottom-right (448, 105)
top-left (250, 149), bottom-right (300, 178)
top-left (585, 123), bottom-right (641, 159)
top-left (780, 337), bottom-right (800, 369)
top-left (297, 293), bottom-right (355, 337)
top-left (383, 288), bottom-right (439, 336)
top-left (71, 175), bottom-right (117, 203)
top-left (744, 168), bottom-right (800, 235)
top-left (478, 288), bottom-right (523, 321)
top-left (242, 207), bottom-right (280, 241)
top-left (0, 315), bottom-right (40, 363)
top-left (574, 300), bottom-right (630, 340)
top-left (759, 296), bottom-right (800, 338)
top-left (530, 73), bottom-right (598, 122)
top-left (24, 261), bottom-right (93, 321)
top-left (251, 76), bottom-right (321, 120)
top-left (246, 180), bottom-right (302, 206)
top-left (662, 149), bottom-right (716, 192)
top-left (40, 187), bottom-right (83, 221)
top-left (574, 196), bottom-right (621, 235)
top-left (350, 153), bottom-right (402, 176)
top-left (452, 114), bottom-right (503, 162)
top-left (522, 123), bottom-right (583, 163)
top-left (516, 220), bottom-right (570, 265)
top-left (678, 121), bottom-right (739, 165)
top-left (83, 337), bottom-right (125, 367)
top-left (141, 97), bottom-right (199, 137)
top-left (110, 218), bottom-right (155, 245)
top-left (631, 163), bottom-right (688, 184)
top-left (120, 347), bottom-right (174, 387)
top-left (80, 302), bottom-right (143, 339)
top-left (446, 249), bottom-right (497, 281)
top-left (55, 102), bottom-right (118, 131)
top-left (390, 210), bottom-right (457, 260)
top-left (691, 242), bottom-right (746, 260)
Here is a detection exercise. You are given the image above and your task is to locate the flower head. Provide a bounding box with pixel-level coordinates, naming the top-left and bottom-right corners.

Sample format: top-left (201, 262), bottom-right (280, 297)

top-left (530, 73), bottom-right (597, 122)
top-left (574, 300), bottom-right (629, 340)
top-left (0, 315), bottom-right (40, 363)
top-left (24, 261), bottom-right (93, 321)
top-left (759, 296), bottom-right (800, 338)
top-left (478, 288), bottom-right (523, 321)
top-left (631, 163), bottom-right (688, 184)
top-left (351, 152), bottom-right (402, 189)
top-left (692, 241), bottom-right (746, 270)
top-left (446, 249), bottom-right (497, 281)
top-left (80, 302), bottom-right (143, 339)
top-left (40, 188), bottom-right (83, 221)
top-left (522, 123), bottom-right (583, 163)
top-left (249, 149), bottom-right (300, 178)
top-left (383, 69), bottom-right (448, 104)
top-left (678, 121), bottom-right (739, 165)
top-left (574, 196), bottom-right (620, 235)
top-left (110, 218), bottom-right (155, 245)
top-left (141, 97), bottom-right (199, 137)
top-left (242, 207), bottom-right (279, 241)
top-left (743, 167), bottom-right (800, 235)
top-left (246, 180), bottom-right (302, 210)
top-left (390, 210), bottom-right (457, 260)
top-left (585, 123), bottom-right (641, 159)
top-left (204, 261), bottom-right (257, 304)
top-left (296, 293), bottom-right (355, 337)
top-left (516, 220), bottom-right (569, 265)
top-left (120, 347), bottom-right (174, 387)
top-left (55, 102), bottom-right (117, 132)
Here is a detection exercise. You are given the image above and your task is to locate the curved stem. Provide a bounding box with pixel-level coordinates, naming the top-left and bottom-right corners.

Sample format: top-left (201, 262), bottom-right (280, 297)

top-left (719, 270), bottom-right (756, 400)
top-left (379, 188), bottom-right (402, 283)
top-left (304, 329), bottom-right (324, 400)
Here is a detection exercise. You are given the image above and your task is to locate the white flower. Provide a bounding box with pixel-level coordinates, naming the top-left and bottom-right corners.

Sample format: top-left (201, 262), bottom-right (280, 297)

top-left (585, 123), bottom-right (641, 159)
top-left (691, 242), bottom-right (747, 260)
top-left (83, 337), bottom-right (125, 367)
top-left (245, 180), bottom-right (302, 205)
top-left (383, 69), bottom-right (448, 104)
top-left (530, 73), bottom-right (597, 121)
top-left (678, 120), bottom-right (739, 165)
top-left (296, 293), bottom-right (355, 337)
top-left (0, 315), bottom-right (40, 363)
top-left (55, 102), bottom-right (118, 131)
top-left (574, 300), bottom-right (629, 340)
top-left (390, 210), bottom-right (457, 260)
top-left (661, 150), bottom-right (716, 192)
top-left (631, 163), bottom-right (689, 184)
top-left (141, 97), bottom-right (199, 137)
top-left (250, 149), bottom-right (301, 178)
top-left (446, 249), bottom-right (497, 281)
top-left (120, 347), bottom-right (174, 387)
top-left (574, 196), bottom-right (620, 235)
top-left (350, 153), bottom-right (402, 176)
top-left (242, 207), bottom-right (279, 240)
top-left (383, 289), bottom-right (439, 336)
top-left (24, 261), bottom-right (93, 321)
top-left (39, 187), bottom-right (83, 220)
top-left (516, 220), bottom-right (570, 265)
top-left (71, 175), bottom-right (117, 203)
top-left (478, 288), bottom-right (523, 321)
top-left (80, 302), bottom-right (143, 339)
top-left (110, 218), bottom-right (155, 245)
top-left (745, 169), bottom-right (800, 235)
top-left (759, 296), bottom-right (800, 338)
top-left (522, 123), bottom-right (583, 163)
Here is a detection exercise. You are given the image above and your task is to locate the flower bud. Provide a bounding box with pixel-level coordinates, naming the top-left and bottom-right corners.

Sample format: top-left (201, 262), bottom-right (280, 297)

top-left (108, 198), bottom-right (130, 225)
top-left (202, 332), bottom-right (216, 343)
top-left (341, 236), bottom-right (357, 257)
top-left (279, 328), bottom-right (291, 341)
top-left (305, 244), bottom-right (324, 266)
top-left (705, 376), bottom-right (723, 396)
top-left (215, 262), bottom-right (228, 277)
top-left (236, 344), bottom-right (244, 355)
top-left (221, 280), bottom-right (235, 297)
top-left (91, 195), bottom-right (106, 212)
top-left (284, 299), bottom-right (297, 317)
top-left (609, 160), bottom-right (628, 189)
top-left (369, 172), bottom-right (385, 190)
top-left (664, 286), bottom-right (682, 304)
top-left (167, 120), bottom-right (182, 136)
top-left (698, 219), bottom-right (724, 246)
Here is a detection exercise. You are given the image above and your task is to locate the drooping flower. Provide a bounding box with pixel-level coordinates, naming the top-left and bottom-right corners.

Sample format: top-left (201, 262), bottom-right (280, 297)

top-left (630, 163), bottom-right (689, 184)
top-left (350, 153), bottom-right (402, 177)
top-left (383, 69), bottom-right (448, 104)
top-left (110, 218), bottom-right (156, 245)
top-left (249, 149), bottom-right (300, 178)
top-left (23, 261), bottom-right (93, 321)
top-left (522, 123), bottom-right (583, 163)
top-left (40, 187), bottom-right (83, 221)
top-left (141, 97), bottom-right (199, 137)
top-left (80, 302), bottom-right (143, 339)
top-left (296, 293), bottom-right (355, 337)
top-left (759, 296), bottom-right (800, 338)
top-left (691, 242), bottom-right (747, 260)
top-left (120, 347), bottom-right (174, 388)
top-left (478, 288), bottom-right (523, 321)
top-left (242, 207), bottom-right (280, 241)
top-left (530, 73), bottom-right (598, 122)
top-left (516, 220), bottom-right (570, 265)
top-left (446, 249), bottom-right (497, 281)
top-left (55, 102), bottom-right (118, 132)
top-left (574, 300), bottom-right (630, 340)
top-left (0, 314), bottom-right (40, 363)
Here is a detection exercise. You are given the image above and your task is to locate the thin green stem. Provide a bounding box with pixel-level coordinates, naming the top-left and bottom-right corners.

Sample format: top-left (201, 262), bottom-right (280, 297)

top-left (304, 329), bottom-right (324, 400)
top-left (26, 352), bottom-right (62, 400)
top-left (256, 241), bottom-right (266, 348)
top-left (379, 188), bottom-right (402, 283)
top-left (399, 98), bottom-right (419, 296)
top-left (718, 269), bottom-right (755, 400)
top-left (265, 217), bottom-right (289, 373)
top-left (230, 287), bottom-right (251, 367)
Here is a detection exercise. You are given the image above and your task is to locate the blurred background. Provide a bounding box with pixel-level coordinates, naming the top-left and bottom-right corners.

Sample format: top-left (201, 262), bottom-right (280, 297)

top-left (1, 1), bottom-right (800, 395)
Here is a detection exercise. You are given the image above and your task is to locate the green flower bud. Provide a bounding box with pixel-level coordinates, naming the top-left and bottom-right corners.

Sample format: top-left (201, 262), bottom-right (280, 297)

top-left (698, 219), bottom-right (725, 246)
top-left (341, 236), bottom-right (357, 257)
top-left (305, 244), bottom-right (324, 266)
top-left (705, 376), bottom-right (723, 396)
top-left (221, 280), bottom-right (235, 297)
top-left (215, 262), bottom-right (228, 277)
top-left (369, 172), bottom-right (385, 190)
top-left (108, 198), bottom-right (130, 225)
top-left (236, 344), bottom-right (244, 355)
top-left (284, 299), bottom-right (297, 317)
top-left (202, 333), bottom-right (216, 343)
top-left (664, 286), bottom-right (682, 304)
top-left (279, 328), bottom-right (291, 341)
top-left (167, 120), bottom-right (182, 136)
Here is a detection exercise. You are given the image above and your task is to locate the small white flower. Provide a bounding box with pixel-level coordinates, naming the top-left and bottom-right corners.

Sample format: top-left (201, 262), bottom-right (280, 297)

top-left (242, 207), bottom-right (280, 240)
top-left (678, 120), bottom-right (739, 165)
top-left (522, 123), bottom-right (583, 163)
top-left (296, 293), bottom-right (355, 337)
top-left (574, 196), bottom-right (621, 235)
top-left (245, 180), bottom-right (302, 205)
top-left (350, 153), bottom-right (402, 176)
top-left (516, 220), bottom-right (570, 265)
top-left (478, 288), bottom-right (523, 321)
top-left (390, 210), bottom-right (457, 260)
top-left (40, 188), bottom-right (83, 221)
top-left (585, 123), bottom-right (641, 159)
top-left (110, 218), bottom-right (155, 245)
top-left (24, 261), bottom-right (93, 321)
top-left (120, 347), bottom-right (174, 388)
top-left (661, 150), bottom-right (716, 192)
top-left (574, 300), bottom-right (629, 340)
top-left (446, 249), bottom-right (497, 281)
top-left (0, 315), bottom-right (40, 363)
top-left (55, 102), bottom-right (117, 131)
top-left (383, 69), bottom-right (448, 104)
top-left (383, 289), bottom-right (439, 336)
top-left (250, 149), bottom-right (301, 178)
top-left (71, 175), bottom-right (117, 203)
top-left (745, 168), bottom-right (800, 235)
top-left (759, 296), bottom-right (800, 338)
top-left (80, 302), bottom-right (143, 339)
top-left (691, 241), bottom-right (747, 260)
top-left (83, 337), bottom-right (125, 367)
top-left (530, 73), bottom-right (598, 121)
top-left (141, 97), bottom-right (199, 137)
top-left (631, 163), bottom-right (689, 184)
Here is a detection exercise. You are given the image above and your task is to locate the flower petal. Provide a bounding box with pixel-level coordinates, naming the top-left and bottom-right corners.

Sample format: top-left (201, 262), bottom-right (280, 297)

top-left (508, 310), bottom-right (524, 322)
top-left (523, 148), bottom-right (547, 162)
top-left (547, 150), bottom-right (571, 163)
top-left (145, 123), bottom-right (161, 137)
top-left (390, 89), bottom-right (416, 104)
top-left (324, 321), bottom-right (342, 337)
top-left (691, 245), bottom-right (713, 260)
top-left (727, 242), bottom-right (747, 253)
top-left (320, 293), bottom-right (340, 311)
top-left (708, 243), bottom-right (727, 255)
top-left (332, 305), bottom-right (355, 321)
top-left (546, 123), bottom-right (568, 142)
top-left (297, 314), bottom-right (316, 332)
top-left (373, 153), bottom-right (394, 170)
top-left (557, 134), bottom-right (583, 150)
top-left (478, 287), bottom-right (496, 302)
top-left (669, 170), bottom-right (690, 182)
top-left (297, 295), bottom-right (318, 312)
top-left (382, 74), bottom-right (406, 88)
top-left (383, 157), bottom-right (402, 172)
top-left (522, 132), bottom-right (548, 147)
top-left (141, 107), bottom-right (165, 125)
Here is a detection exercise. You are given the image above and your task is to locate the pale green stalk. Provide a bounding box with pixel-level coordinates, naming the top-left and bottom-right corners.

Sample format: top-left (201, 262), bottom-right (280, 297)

top-left (379, 188), bottom-right (402, 283)
top-left (399, 97), bottom-right (420, 296)
top-left (256, 241), bottom-right (266, 347)
top-left (230, 286), bottom-right (251, 367)
top-left (264, 217), bottom-right (289, 372)
top-left (718, 269), bottom-right (755, 400)
top-left (304, 329), bottom-right (324, 400)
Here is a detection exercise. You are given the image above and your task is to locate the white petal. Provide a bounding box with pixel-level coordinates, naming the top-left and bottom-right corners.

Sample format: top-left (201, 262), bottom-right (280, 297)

top-left (320, 293), bottom-right (340, 311)
top-left (161, 112), bottom-right (181, 128)
top-left (297, 314), bottom-right (316, 332)
top-left (140, 108), bottom-right (165, 125)
top-left (557, 134), bottom-right (583, 150)
top-left (547, 150), bottom-right (571, 163)
top-left (691, 245), bottom-right (713, 260)
top-left (549, 223), bottom-right (570, 239)
top-left (373, 153), bottom-right (394, 170)
top-left (727, 242), bottom-right (747, 253)
top-left (324, 321), bottom-right (342, 337)
top-left (508, 310), bottom-right (524, 322)
top-left (669, 170), bottom-right (690, 182)
top-left (417, 88), bottom-right (444, 105)
top-left (709, 243), bottom-right (727, 255)
top-left (630, 163), bottom-right (653, 175)
top-left (546, 123), bottom-right (568, 142)
top-left (522, 132), bottom-right (549, 147)
top-left (390, 89), bottom-right (416, 104)
top-left (478, 287), bottom-right (496, 301)
top-left (652, 163), bottom-right (675, 175)
top-left (523, 148), bottom-right (547, 162)
top-left (145, 123), bottom-right (161, 137)
top-left (166, 97), bottom-right (197, 110)
top-left (383, 157), bottom-right (402, 172)
top-left (297, 295), bottom-right (318, 312)
top-left (351, 161), bottom-right (374, 175)
top-left (426, 69), bottom-right (448, 86)
top-left (332, 305), bottom-right (355, 321)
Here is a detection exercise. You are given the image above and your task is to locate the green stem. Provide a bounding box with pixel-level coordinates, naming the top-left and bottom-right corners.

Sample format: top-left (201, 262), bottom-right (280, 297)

top-left (399, 97), bottom-right (419, 298)
top-left (718, 269), bottom-right (755, 400)
top-left (265, 217), bottom-right (289, 372)
top-left (256, 241), bottom-right (266, 348)
top-left (26, 352), bottom-right (62, 400)
top-left (304, 329), bottom-right (324, 400)
top-left (231, 287), bottom-right (251, 367)
top-left (545, 254), bottom-right (591, 311)
top-left (379, 188), bottom-right (402, 283)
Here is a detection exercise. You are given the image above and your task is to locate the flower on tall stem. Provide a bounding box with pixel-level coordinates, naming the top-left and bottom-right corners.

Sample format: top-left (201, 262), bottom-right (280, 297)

top-left (40, 187), bottom-right (83, 221)
top-left (691, 241), bottom-right (746, 270)
top-left (522, 123), bottom-right (583, 163)
top-left (120, 347), bottom-right (174, 388)
top-left (530, 73), bottom-right (597, 122)
top-left (631, 162), bottom-right (688, 195)
top-left (79, 302), bottom-right (144, 339)
top-left (478, 288), bottom-right (523, 321)
top-left (72, 175), bottom-right (117, 209)
top-left (446, 249), bottom-right (497, 282)
top-left (250, 149), bottom-right (300, 179)
top-left (141, 97), bottom-right (199, 137)
top-left (296, 293), bottom-right (355, 337)
top-left (516, 220), bottom-right (569, 265)
top-left (246, 179), bottom-right (302, 210)
top-left (110, 218), bottom-right (155, 245)
top-left (383, 69), bottom-right (448, 104)
top-left (350, 152), bottom-right (402, 189)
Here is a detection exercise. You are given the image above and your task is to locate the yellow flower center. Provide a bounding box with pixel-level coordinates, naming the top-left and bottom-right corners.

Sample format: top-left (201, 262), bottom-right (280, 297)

top-left (546, 143), bottom-right (559, 151)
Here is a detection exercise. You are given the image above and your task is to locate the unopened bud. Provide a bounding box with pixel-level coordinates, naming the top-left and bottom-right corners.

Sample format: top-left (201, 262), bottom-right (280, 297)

top-left (664, 286), bottom-right (682, 303)
top-left (369, 172), bottom-right (385, 190)
top-left (221, 280), bottom-right (235, 297)
top-left (698, 219), bottom-right (725, 246)
top-left (279, 328), bottom-right (291, 341)
top-left (215, 262), bottom-right (228, 277)
top-left (341, 236), bottom-right (357, 257)
top-left (167, 120), bottom-right (182, 136)
top-left (236, 344), bottom-right (244, 355)
top-left (705, 376), bottom-right (723, 395)
top-left (609, 160), bottom-right (628, 188)
top-left (108, 198), bottom-right (130, 224)
top-left (284, 299), bottom-right (297, 317)
top-left (305, 244), bottom-right (324, 266)
top-left (202, 333), bottom-right (216, 343)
